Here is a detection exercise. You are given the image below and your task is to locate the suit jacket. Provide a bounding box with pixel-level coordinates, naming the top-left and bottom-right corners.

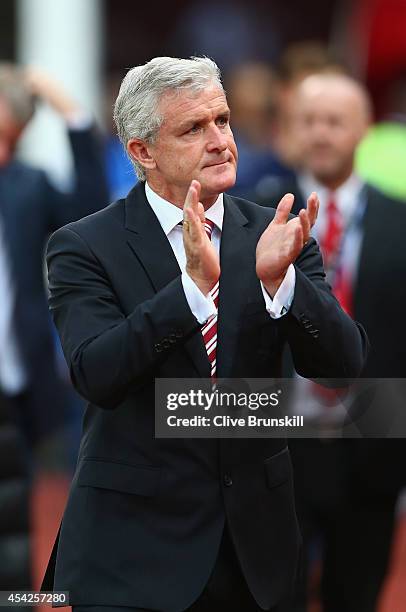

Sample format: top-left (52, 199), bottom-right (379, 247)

top-left (41, 182), bottom-right (367, 610)
top-left (259, 176), bottom-right (406, 497)
top-left (0, 127), bottom-right (108, 441)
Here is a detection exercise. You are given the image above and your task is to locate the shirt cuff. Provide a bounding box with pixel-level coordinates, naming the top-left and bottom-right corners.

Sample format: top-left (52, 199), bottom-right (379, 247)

top-left (261, 264), bottom-right (296, 319)
top-left (181, 271), bottom-right (217, 324)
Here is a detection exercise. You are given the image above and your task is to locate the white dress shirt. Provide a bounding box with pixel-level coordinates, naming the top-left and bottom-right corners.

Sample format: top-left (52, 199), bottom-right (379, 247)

top-left (293, 172), bottom-right (366, 423)
top-left (145, 182), bottom-right (295, 324)
top-left (298, 172), bottom-right (366, 284)
top-left (298, 172), bottom-right (364, 243)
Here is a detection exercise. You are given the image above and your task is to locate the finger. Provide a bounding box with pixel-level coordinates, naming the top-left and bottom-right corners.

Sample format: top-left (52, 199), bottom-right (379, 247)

top-left (283, 218), bottom-right (303, 257)
top-left (292, 222), bottom-right (304, 256)
top-left (299, 209), bottom-right (311, 244)
top-left (183, 183), bottom-right (197, 216)
top-left (183, 206), bottom-right (201, 243)
top-left (193, 180), bottom-right (201, 213)
top-left (306, 192), bottom-right (319, 228)
top-left (273, 193), bottom-right (295, 224)
top-left (197, 202), bottom-right (205, 224)
top-left (184, 180), bottom-right (201, 217)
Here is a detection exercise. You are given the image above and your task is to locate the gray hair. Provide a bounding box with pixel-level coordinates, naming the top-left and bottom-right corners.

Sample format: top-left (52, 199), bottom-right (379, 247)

top-left (0, 63), bottom-right (35, 125)
top-left (113, 56), bottom-right (224, 181)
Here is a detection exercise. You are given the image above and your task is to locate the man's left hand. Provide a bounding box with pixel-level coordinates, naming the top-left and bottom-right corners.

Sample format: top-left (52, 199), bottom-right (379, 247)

top-left (256, 192), bottom-right (319, 297)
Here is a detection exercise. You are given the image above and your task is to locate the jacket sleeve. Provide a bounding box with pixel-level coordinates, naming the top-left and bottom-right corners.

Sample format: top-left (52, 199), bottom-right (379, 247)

top-left (47, 226), bottom-right (201, 409)
top-left (44, 126), bottom-right (110, 232)
top-left (279, 237), bottom-right (369, 382)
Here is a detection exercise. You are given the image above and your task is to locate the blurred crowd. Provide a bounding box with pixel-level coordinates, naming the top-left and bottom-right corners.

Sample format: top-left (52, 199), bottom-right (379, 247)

top-left (221, 45), bottom-right (406, 612)
top-left (0, 63), bottom-right (109, 606)
top-left (1, 7), bottom-right (406, 610)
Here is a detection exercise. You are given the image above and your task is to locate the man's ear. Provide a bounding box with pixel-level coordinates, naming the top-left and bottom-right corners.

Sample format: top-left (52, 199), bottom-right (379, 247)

top-left (127, 138), bottom-right (156, 171)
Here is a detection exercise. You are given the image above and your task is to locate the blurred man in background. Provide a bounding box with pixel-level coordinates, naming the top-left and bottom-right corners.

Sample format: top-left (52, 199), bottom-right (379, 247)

top-left (224, 62), bottom-right (293, 200)
top-left (272, 42), bottom-right (344, 172)
top-left (0, 63), bottom-right (108, 598)
top-left (252, 42), bottom-right (344, 205)
top-left (263, 72), bottom-right (406, 612)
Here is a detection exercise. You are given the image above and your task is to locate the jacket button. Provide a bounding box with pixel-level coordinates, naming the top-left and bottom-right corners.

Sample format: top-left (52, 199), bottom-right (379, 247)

top-left (154, 343), bottom-right (163, 353)
top-left (223, 474), bottom-right (233, 487)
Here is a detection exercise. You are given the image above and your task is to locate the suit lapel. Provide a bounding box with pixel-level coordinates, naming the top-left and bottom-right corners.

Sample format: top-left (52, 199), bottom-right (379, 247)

top-left (216, 195), bottom-right (252, 378)
top-left (125, 183), bottom-right (181, 292)
top-left (124, 183), bottom-right (210, 377)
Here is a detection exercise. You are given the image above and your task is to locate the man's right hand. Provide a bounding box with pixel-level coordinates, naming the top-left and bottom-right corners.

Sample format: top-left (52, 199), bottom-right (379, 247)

top-left (183, 180), bottom-right (220, 296)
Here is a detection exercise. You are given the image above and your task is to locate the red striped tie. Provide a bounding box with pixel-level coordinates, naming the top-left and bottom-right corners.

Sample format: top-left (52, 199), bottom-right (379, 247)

top-left (201, 219), bottom-right (219, 380)
top-left (320, 194), bottom-right (343, 268)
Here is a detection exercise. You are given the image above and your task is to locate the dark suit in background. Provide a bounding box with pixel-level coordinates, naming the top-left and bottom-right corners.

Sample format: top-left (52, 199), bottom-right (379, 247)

top-left (0, 125), bottom-right (108, 596)
top-left (0, 125), bottom-right (108, 442)
top-left (41, 183), bottom-right (367, 611)
top-left (258, 177), bottom-right (406, 612)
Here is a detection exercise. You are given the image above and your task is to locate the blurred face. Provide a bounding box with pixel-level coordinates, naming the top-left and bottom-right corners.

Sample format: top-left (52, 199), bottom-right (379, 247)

top-left (293, 77), bottom-right (369, 187)
top-left (129, 85), bottom-right (238, 208)
top-left (0, 97), bottom-right (24, 167)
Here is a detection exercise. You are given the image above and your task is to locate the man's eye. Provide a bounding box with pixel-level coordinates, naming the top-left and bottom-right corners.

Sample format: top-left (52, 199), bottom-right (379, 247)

top-left (188, 125), bottom-right (201, 133)
top-left (217, 117), bottom-right (229, 127)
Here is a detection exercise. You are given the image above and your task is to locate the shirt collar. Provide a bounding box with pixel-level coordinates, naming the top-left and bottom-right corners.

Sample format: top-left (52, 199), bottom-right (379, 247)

top-left (335, 173), bottom-right (365, 211)
top-left (145, 182), bottom-right (224, 235)
top-left (298, 172), bottom-right (364, 220)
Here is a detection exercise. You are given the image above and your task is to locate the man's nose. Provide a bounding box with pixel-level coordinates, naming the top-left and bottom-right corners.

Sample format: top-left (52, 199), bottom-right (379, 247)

top-left (206, 124), bottom-right (227, 152)
top-left (311, 120), bottom-right (331, 140)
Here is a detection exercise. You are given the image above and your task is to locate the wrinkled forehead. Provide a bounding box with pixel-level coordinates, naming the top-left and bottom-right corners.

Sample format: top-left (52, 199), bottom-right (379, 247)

top-left (296, 79), bottom-right (370, 122)
top-left (157, 85), bottom-right (228, 123)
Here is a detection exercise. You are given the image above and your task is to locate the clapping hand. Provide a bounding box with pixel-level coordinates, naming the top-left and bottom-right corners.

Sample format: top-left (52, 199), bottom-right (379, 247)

top-left (256, 192), bottom-right (319, 297)
top-left (182, 180), bottom-right (220, 295)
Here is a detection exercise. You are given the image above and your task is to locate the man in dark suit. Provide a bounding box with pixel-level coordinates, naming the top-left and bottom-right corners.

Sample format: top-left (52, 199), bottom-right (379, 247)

top-left (42, 57), bottom-right (367, 612)
top-left (0, 64), bottom-right (108, 597)
top-left (258, 72), bottom-right (406, 612)
top-left (0, 65), bottom-right (108, 441)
